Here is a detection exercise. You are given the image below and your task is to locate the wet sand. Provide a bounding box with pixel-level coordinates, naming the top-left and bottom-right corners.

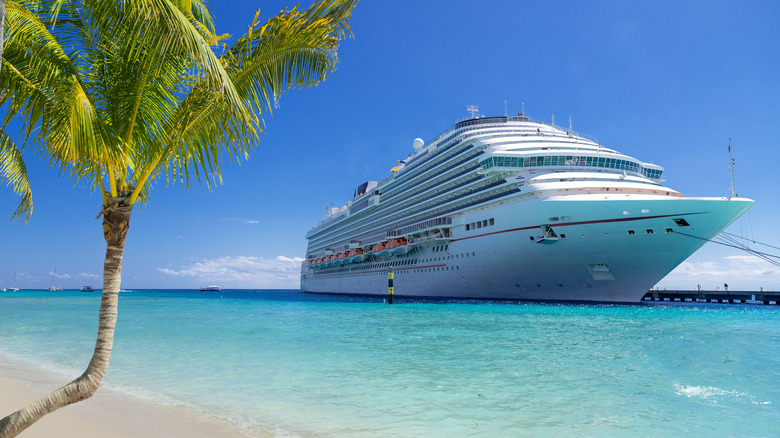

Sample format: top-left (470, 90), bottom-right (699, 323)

top-left (0, 353), bottom-right (269, 437)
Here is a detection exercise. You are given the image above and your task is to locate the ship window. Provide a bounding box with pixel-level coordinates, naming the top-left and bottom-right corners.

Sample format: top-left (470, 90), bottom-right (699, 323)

top-left (477, 222), bottom-right (482, 229)
top-left (674, 218), bottom-right (690, 227)
top-left (560, 234), bottom-right (566, 239)
top-left (646, 229), bottom-right (654, 234)
top-left (628, 230), bottom-right (635, 235)
top-left (530, 236), bottom-right (535, 241)
top-left (489, 218), bottom-right (494, 226)
top-left (466, 224), bottom-right (470, 231)
top-left (482, 220), bottom-right (488, 227)
top-left (666, 228), bottom-right (673, 233)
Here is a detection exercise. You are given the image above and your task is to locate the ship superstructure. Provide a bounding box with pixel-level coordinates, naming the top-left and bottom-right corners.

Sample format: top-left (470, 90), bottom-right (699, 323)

top-left (300, 114), bottom-right (754, 302)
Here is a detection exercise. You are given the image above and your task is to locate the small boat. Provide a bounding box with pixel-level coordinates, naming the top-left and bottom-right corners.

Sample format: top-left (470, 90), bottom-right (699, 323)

top-left (6, 271), bottom-right (19, 292)
top-left (371, 241), bottom-right (391, 257)
top-left (47, 266), bottom-right (62, 291)
top-left (387, 237), bottom-right (409, 255)
top-left (81, 286), bottom-right (95, 292)
top-left (200, 285), bottom-right (222, 291)
top-left (344, 248), bottom-right (365, 263)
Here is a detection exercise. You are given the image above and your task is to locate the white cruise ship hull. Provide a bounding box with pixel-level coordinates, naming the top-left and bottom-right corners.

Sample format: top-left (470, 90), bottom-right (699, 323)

top-left (301, 196), bottom-right (754, 302)
top-left (301, 114), bottom-right (755, 303)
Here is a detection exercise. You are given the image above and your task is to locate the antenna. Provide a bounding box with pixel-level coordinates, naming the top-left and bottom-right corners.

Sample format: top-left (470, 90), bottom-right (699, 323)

top-left (568, 115), bottom-right (572, 133)
top-left (551, 114), bottom-right (555, 127)
top-left (467, 105), bottom-right (479, 118)
top-left (504, 100), bottom-right (508, 117)
top-left (729, 138), bottom-right (737, 198)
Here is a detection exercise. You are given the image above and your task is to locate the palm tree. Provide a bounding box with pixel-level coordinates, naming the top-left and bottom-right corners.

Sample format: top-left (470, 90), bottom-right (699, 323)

top-left (0, 0), bottom-right (356, 436)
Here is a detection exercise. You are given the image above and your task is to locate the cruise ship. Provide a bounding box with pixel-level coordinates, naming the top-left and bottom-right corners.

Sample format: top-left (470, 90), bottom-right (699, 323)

top-left (300, 114), bottom-right (754, 302)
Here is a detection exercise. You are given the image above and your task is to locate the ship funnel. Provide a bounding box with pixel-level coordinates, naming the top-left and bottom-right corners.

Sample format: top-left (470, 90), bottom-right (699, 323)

top-left (412, 138), bottom-right (424, 150)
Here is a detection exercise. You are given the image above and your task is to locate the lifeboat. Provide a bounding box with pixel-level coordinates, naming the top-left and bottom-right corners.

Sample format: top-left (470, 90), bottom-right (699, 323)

top-left (336, 251), bottom-right (354, 265)
top-left (373, 241), bottom-right (394, 257)
top-left (387, 237), bottom-right (409, 255)
top-left (344, 248), bottom-right (365, 263)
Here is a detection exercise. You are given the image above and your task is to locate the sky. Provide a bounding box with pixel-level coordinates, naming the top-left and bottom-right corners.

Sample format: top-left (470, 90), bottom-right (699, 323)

top-left (1, 0), bottom-right (779, 291)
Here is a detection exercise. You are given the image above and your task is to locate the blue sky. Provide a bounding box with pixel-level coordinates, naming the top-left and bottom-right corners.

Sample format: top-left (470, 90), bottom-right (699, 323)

top-left (2, 0), bottom-right (779, 291)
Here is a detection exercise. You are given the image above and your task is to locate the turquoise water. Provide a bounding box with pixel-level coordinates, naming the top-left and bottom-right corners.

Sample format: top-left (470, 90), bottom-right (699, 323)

top-left (1, 290), bottom-right (778, 437)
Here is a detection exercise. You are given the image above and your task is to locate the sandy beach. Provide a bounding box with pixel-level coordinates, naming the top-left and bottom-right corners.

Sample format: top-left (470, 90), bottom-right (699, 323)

top-left (0, 353), bottom-right (268, 438)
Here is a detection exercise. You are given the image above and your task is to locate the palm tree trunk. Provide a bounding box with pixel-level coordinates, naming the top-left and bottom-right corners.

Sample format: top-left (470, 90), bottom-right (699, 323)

top-left (0, 197), bottom-right (132, 438)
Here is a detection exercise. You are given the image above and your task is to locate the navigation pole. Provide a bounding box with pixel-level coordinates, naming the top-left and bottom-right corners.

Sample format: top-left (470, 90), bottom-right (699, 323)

top-left (729, 138), bottom-right (737, 198)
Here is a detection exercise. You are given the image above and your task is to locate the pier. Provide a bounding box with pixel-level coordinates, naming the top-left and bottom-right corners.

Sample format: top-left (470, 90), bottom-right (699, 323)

top-left (642, 289), bottom-right (780, 305)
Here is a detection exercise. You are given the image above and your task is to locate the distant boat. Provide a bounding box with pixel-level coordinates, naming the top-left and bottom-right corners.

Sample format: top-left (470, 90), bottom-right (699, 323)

top-left (7, 271), bottom-right (19, 291)
top-left (200, 285), bottom-right (222, 291)
top-left (81, 286), bottom-right (95, 292)
top-left (47, 265), bottom-right (62, 291)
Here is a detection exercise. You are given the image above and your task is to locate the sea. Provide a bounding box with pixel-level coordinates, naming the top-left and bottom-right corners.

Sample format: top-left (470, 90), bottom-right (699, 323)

top-left (0, 290), bottom-right (777, 437)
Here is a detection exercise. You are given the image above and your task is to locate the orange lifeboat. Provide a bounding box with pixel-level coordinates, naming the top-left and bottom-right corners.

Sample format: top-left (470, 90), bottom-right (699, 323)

top-left (344, 247), bottom-right (366, 263)
top-left (389, 237), bottom-right (409, 255)
top-left (371, 242), bottom-right (387, 252)
top-left (373, 241), bottom-right (395, 257)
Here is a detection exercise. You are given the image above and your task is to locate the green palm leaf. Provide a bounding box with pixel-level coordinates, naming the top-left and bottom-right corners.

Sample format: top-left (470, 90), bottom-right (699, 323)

top-left (0, 130), bottom-right (32, 221)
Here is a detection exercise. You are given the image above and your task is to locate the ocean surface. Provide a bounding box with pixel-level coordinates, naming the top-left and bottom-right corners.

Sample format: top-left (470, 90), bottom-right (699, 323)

top-left (0, 290), bottom-right (777, 437)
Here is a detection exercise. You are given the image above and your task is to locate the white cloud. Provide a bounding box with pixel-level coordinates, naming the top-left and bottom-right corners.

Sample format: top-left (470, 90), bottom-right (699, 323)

top-left (223, 217), bottom-right (260, 224)
top-left (158, 255), bottom-right (305, 288)
top-left (657, 255), bottom-right (780, 291)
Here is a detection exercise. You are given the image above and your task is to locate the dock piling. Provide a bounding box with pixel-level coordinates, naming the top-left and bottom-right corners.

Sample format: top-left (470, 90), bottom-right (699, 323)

top-left (388, 268), bottom-right (394, 304)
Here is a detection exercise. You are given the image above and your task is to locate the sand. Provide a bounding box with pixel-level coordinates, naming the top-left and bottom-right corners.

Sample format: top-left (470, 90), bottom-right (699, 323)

top-left (0, 353), bottom-right (271, 437)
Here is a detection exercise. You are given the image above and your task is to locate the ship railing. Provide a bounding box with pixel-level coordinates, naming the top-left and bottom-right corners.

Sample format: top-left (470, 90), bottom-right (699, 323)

top-left (387, 217), bottom-right (452, 238)
top-left (407, 228), bottom-right (453, 245)
top-left (402, 117), bottom-right (598, 176)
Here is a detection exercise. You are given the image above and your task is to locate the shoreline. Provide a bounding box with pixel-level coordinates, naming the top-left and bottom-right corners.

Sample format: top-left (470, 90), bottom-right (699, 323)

top-left (0, 352), bottom-right (270, 437)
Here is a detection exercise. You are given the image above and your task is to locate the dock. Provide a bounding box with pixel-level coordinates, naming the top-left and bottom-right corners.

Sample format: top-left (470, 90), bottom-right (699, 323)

top-left (642, 289), bottom-right (780, 305)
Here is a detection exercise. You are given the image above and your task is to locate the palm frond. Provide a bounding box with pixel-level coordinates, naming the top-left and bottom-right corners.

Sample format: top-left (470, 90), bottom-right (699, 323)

top-left (1, 1), bottom-right (78, 137)
top-left (0, 130), bottom-right (33, 221)
top-left (224, 0), bottom-right (357, 118)
top-left (125, 0), bottom-right (357, 206)
top-left (81, 0), bottom-right (248, 118)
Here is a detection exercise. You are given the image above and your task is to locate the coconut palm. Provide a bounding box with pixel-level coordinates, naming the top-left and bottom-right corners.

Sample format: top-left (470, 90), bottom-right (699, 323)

top-left (0, 0), bottom-right (356, 436)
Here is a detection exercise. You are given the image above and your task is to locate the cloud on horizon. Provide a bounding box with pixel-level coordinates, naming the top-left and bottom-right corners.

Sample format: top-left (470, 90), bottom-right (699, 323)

top-left (658, 255), bottom-right (780, 290)
top-left (222, 217), bottom-right (260, 224)
top-left (159, 255), bottom-right (305, 288)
